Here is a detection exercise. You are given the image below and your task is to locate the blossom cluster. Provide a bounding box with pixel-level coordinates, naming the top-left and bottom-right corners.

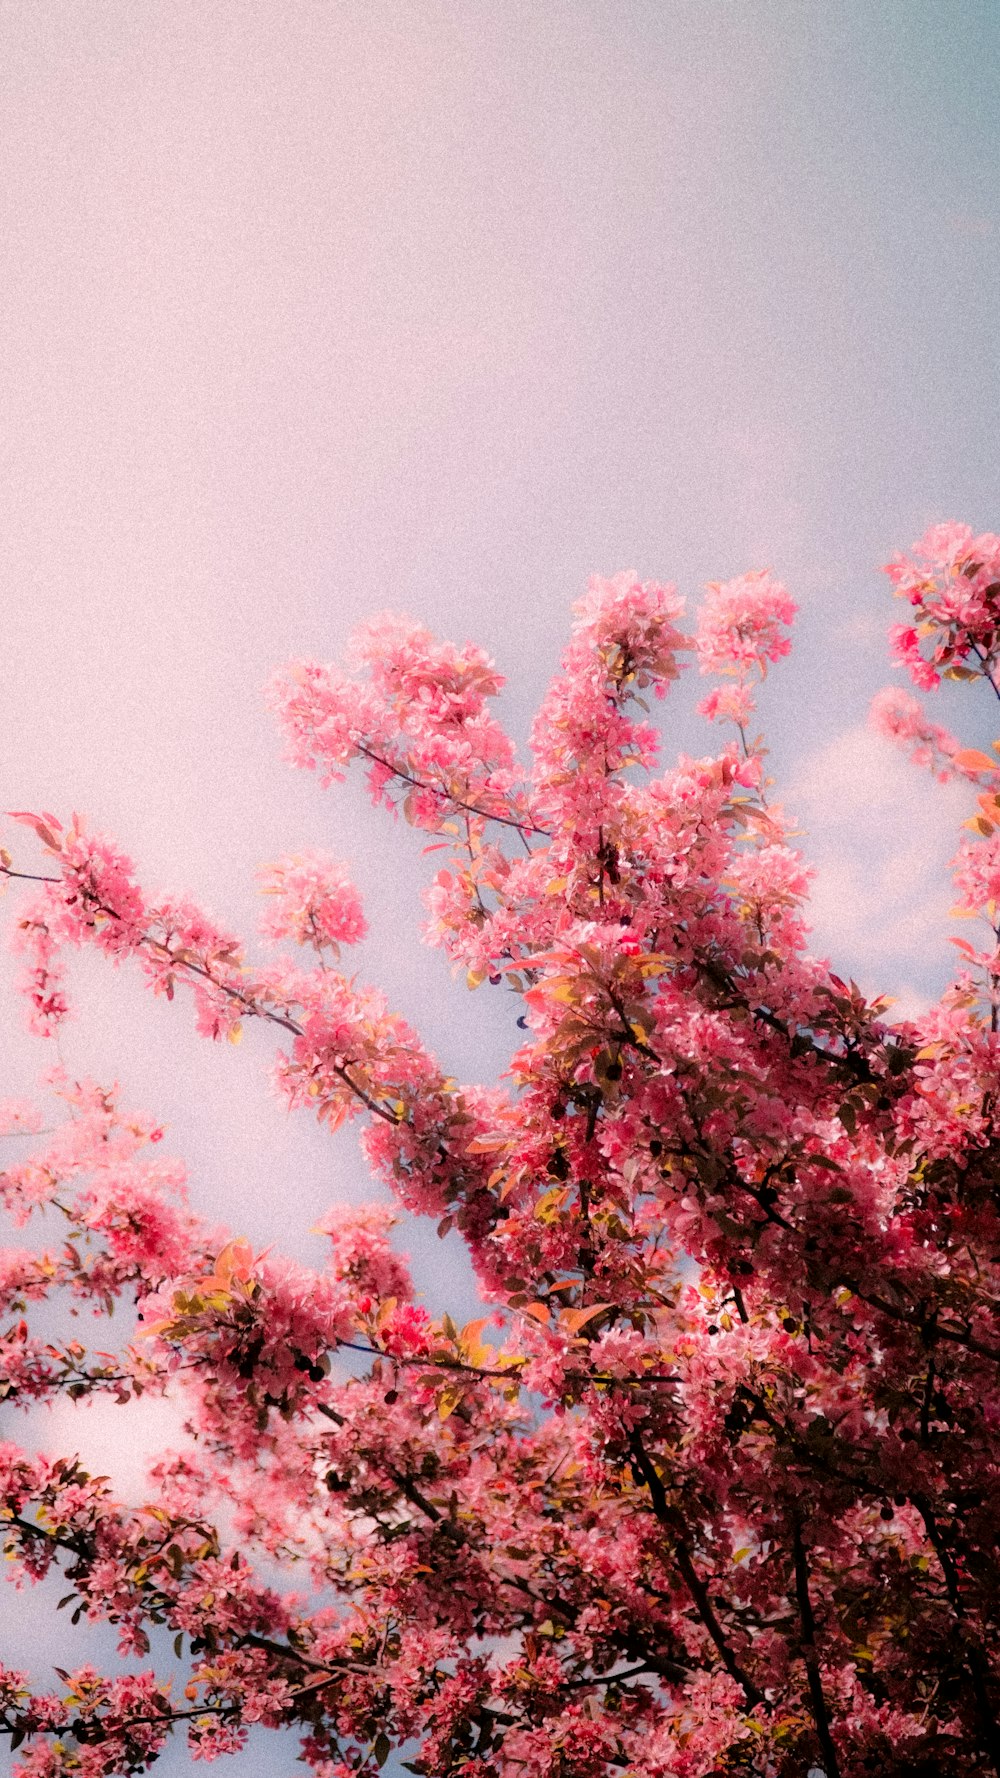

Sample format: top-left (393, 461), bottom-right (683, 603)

top-left (258, 851), bottom-right (367, 955)
top-left (884, 519), bottom-right (1000, 689)
top-left (694, 569), bottom-right (796, 730)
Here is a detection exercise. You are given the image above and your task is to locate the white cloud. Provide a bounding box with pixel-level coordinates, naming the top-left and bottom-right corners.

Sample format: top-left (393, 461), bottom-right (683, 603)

top-left (20, 1390), bottom-right (193, 1504)
top-left (791, 722), bottom-right (970, 993)
top-left (880, 984), bottom-right (935, 1025)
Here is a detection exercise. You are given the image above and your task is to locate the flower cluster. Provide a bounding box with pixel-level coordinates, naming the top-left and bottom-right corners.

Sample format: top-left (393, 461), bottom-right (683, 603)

top-left (868, 684), bottom-right (980, 783)
top-left (529, 571), bottom-right (686, 839)
top-left (694, 570), bottom-right (796, 739)
top-left (313, 1202), bottom-right (413, 1302)
top-left (884, 519), bottom-right (1000, 688)
top-left (695, 568), bottom-right (797, 676)
top-left (267, 614), bottom-right (523, 837)
top-left (258, 851), bottom-right (367, 954)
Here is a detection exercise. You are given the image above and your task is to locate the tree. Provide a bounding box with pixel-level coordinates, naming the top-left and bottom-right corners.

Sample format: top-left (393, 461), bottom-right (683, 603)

top-left (2, 524), bottom-right (1000, 1777)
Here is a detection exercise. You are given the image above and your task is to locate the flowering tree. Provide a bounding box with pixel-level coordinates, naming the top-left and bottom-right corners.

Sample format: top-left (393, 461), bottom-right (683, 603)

top-left (3, 525), bottom-right (1000, 1777)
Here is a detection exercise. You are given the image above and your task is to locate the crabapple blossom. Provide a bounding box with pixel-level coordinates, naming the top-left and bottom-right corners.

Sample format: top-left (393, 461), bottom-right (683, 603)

top-left (258, 852), bottom-right (368, 955)
top-left (694, 571), bottom-right (796, 742)
top-left (4, 534), bottom-right (1000, 1777)
top-left (694, 569), bottom-right (796, 676)
top-left (884, 520), bottom-right (1000, 690)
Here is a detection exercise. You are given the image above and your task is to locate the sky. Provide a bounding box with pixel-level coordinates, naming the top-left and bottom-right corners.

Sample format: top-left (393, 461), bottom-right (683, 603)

top-left (2, 1), bottom-right (1000, 1771)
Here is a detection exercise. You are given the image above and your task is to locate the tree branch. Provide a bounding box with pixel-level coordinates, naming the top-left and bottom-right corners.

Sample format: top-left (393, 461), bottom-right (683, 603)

top-left (791, 1518), bottom-right (841, 1778)
top-left (628, 1433), bottom-right (764, 1707)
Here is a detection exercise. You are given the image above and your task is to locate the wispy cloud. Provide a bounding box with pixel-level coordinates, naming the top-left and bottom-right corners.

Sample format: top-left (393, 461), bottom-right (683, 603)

top-left (20, 1390), bottom-right (193, 1505)
top-left (792, 721), bottom-right (970, 999)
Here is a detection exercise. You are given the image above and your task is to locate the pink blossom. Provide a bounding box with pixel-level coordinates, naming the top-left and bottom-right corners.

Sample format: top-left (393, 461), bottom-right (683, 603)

top-left (258, 851), bottom-right (367, 954)
top-left (695, 569), bottom-right (796, 676)
top-left (883, 520), bottom-right (1000, 689)
top-left (952, 832), bottom-right (1000, 912)
top-left (697, 682), bottom-right (756, 726)
top-left (313, 1201), bottom-right (412, 1302)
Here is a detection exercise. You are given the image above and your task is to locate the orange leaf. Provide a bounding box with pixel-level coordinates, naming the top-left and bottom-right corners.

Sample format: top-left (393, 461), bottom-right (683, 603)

top-left (954, 749), bottom-right (998, 773)
top-left (560, 1303), bottom-right (612, 1335)
top-left (319, 1100), bottom-right (348, 1132)
top-left (438, 1384), bottom-right (463, 1420)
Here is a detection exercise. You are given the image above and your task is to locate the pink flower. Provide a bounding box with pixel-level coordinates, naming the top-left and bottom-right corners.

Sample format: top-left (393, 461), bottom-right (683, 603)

top-left (889, 622), bottom-right (942, 690)
top-left (530, 571), bottom-right (686, 837)
top-left (258, 852), bottom-right (367, 954)
top-left (883, 521), bottom-right (1000, 688)
top-left (695, 570), bottom-right (796, 676)
top-left (697, 683), bottom-right (756, 727)
top-left (952, 833), bottom-right (1000, 913)
top-left (870, 685), bottom-right (999, 787)
top-left (313, 1202), bottom-right (413, 1302)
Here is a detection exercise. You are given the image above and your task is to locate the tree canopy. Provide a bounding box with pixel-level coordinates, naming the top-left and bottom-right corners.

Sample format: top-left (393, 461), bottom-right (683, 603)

top-left (4, 523), bottom-right (1000, 1777)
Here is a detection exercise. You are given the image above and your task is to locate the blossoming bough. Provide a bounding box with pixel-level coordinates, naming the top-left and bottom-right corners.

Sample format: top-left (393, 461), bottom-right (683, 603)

top-left (3, 526), bottom-right (1000, 1776)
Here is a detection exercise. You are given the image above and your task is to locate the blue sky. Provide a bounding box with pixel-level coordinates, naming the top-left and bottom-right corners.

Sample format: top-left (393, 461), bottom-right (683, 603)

top-left (2, 3), bottom-right (1000, 1771)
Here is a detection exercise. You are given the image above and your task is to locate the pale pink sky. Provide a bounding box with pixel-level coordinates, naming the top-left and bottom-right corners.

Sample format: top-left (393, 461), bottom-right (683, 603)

top-left (2, 3), bottom-right (1000, 1769)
